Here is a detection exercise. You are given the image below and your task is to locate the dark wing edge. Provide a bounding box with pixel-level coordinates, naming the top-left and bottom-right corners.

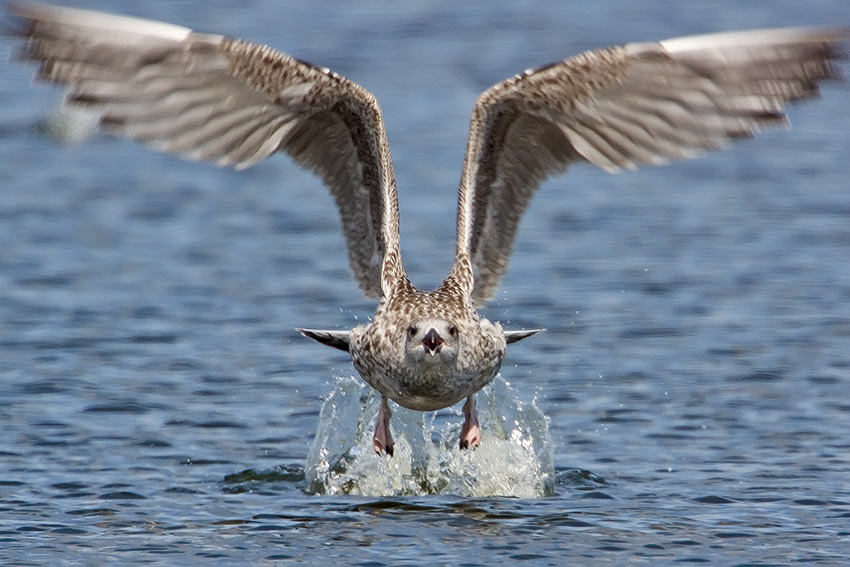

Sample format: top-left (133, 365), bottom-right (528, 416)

top-left (504, 328), bottom-right (544, 344)
top-left (7, 0), bottom-right (402, 299)
top-left (452, 26), bottom-right (847, 305)
top-left (297, 328), bottom-right (351, 352)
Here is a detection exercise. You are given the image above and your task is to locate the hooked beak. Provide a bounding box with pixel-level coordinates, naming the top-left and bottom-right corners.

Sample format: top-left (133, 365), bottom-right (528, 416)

top-left (421, 328), bottom-right (444, 355)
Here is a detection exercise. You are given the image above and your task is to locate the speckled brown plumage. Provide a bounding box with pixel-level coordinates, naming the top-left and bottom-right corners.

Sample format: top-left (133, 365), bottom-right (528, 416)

top-left (9, 1), bottom-right (847, 454)
top-left (351, 276), bottom-right (505, 412)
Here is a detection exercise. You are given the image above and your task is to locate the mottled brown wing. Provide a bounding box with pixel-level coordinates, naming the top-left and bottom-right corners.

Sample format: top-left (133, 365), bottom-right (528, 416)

top-left (454, 27), bottom-right (847, 304)
top-left (8, 1), bottom-right (402, 299)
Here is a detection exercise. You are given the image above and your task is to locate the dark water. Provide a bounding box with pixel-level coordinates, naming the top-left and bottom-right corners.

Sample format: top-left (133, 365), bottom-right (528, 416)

top-left (3, 0), bottom-right (850, 564)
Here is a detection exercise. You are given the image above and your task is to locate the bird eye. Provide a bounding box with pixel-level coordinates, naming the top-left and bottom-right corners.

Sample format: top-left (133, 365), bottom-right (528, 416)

top-left (407, 325), bottom-right (417, 338)
top-left (448, 325), bottom-right (457, 337)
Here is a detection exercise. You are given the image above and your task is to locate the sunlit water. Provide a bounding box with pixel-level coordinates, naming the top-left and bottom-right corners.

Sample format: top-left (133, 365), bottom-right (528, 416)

top-left (2, 0), bottom-right (850, 565)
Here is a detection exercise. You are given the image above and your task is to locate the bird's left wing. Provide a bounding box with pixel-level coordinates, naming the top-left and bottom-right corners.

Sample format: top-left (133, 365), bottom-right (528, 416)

top-left (8, 1), bottom-right (403, 299)
top-left (451, 27), bottom-right (847, 304)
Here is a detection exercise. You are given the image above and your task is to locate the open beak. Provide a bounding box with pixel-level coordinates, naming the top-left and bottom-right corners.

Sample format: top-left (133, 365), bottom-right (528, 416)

top-left (421, 328), bottom-right (444, 356)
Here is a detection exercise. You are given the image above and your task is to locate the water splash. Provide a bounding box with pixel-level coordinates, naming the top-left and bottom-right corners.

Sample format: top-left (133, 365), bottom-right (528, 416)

top-left (305, 375), bottom-right (554, 497)
top-left (39, 103), bottom-right (100, 145)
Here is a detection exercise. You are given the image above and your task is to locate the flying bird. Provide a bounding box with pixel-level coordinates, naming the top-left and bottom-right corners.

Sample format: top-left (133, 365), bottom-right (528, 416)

top-left (8, 1), bottom-right (846, 455)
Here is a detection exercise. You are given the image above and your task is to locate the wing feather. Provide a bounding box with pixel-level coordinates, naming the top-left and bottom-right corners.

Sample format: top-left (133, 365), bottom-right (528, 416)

top-left (454, 26), bottom-right (846, 304)
top-left (8, 1), bottom-right (402, 299)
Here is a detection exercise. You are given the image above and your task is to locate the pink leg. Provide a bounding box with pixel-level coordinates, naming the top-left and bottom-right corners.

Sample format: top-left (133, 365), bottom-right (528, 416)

top-left (459, 395), bottom-right (481, 450)
top-left (373, 395), bottom-right (394, 457)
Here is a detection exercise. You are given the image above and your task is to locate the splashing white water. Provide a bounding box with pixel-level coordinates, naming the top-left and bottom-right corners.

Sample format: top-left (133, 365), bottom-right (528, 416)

top-left (305, 375), bottom-right (554, 497)
top-left (41, 103), bottom-right (100, 144)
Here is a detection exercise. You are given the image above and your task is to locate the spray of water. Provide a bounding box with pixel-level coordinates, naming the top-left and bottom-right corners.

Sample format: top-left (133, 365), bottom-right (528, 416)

top-left (305, 375), bottom-right (554, 497)
top-left (41, 102), bottom-right (100, 144)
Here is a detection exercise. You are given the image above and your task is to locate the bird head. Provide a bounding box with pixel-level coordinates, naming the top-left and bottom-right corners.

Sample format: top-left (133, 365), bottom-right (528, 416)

top-left (403, 318), bottom-right (459, 365)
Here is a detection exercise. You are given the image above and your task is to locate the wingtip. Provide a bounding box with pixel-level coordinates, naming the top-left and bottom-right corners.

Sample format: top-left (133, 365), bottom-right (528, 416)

top-left (3, 0), bottom-right (36, 37)
top-left (658, 25), bottom-right (850, 55)
top-left (5, 0), bottom-right (194, 42)
top-left (297, 328), bottom-right (352, 353)
top-left (504, 328), bottom-right (545, 344)
top-left (5, 0), bottom-right (32, 18)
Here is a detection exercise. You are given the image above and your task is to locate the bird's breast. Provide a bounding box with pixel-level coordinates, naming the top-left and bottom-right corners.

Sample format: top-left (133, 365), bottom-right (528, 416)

top-left (350, 316), bottom-right (507, 411)
top-left (352, 344), bottom-right (504, 411)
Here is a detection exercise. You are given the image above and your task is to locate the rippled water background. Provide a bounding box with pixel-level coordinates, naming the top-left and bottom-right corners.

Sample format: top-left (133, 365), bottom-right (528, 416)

top-left (3, 0), bottom-right (850, 564)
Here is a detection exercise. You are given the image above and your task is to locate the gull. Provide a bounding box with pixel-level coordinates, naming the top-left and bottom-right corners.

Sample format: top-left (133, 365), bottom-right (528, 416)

top-left (8, 1), bottom-right (846, 455)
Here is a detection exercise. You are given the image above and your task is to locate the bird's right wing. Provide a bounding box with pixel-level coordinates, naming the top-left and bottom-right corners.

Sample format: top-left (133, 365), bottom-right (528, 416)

top-left (452, 27), bottom-right (847, 304)
top-left (8, 1), bottom-right (403, 299)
